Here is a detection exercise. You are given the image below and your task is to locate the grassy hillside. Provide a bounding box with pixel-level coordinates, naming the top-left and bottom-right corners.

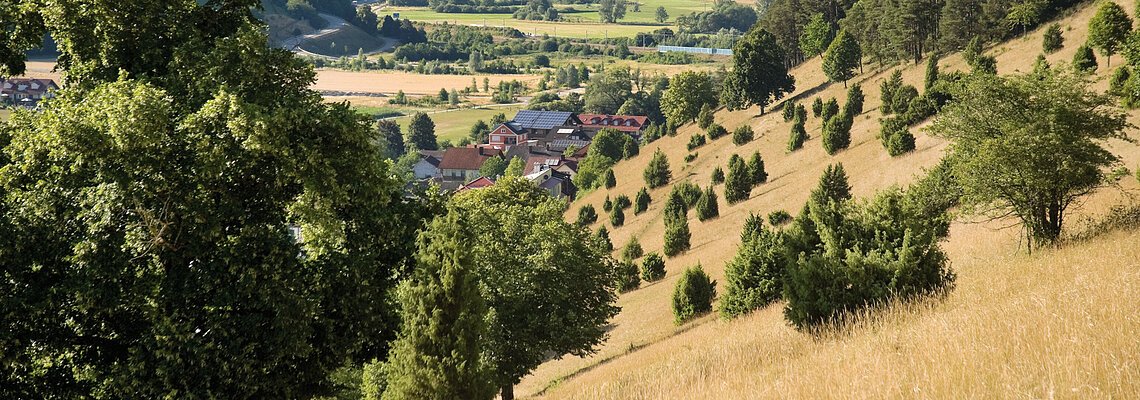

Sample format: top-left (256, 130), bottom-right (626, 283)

top-left (297, 23), bottom-right (387, 56)
top-left (517, 0), bottom-right (1140, 397)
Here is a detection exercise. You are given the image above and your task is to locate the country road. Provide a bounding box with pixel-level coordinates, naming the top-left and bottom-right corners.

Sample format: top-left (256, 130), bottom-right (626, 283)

top-left (280, 13), bottom-right (397, 58)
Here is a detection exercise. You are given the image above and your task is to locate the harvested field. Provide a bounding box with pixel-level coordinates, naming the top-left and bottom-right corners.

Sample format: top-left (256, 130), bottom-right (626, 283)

top-left (313, 69), bottom-right (542, 96)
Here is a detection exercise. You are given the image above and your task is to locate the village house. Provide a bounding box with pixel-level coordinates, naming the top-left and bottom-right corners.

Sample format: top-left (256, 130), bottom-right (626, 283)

top-left (578, 113), bottom-right (650, 136)
top-left (525, 169), bottom-right (576, 200)
top-left (411, 150), bottom-right (444, 180)
top-left (438, 147), bottom-right (501, 189)
top-left (0, 78), bottom-right (59, 108)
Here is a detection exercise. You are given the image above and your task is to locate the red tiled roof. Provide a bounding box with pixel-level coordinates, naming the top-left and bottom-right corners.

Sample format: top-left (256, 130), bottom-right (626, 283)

top-left (0, 78), bottom-right (59, 99)
top-left (578, 114), bottom-right (650, 133)
top-left (439, 147), bottom-right (500, 170)
top-left (458, 176), bottom-right (495, 191)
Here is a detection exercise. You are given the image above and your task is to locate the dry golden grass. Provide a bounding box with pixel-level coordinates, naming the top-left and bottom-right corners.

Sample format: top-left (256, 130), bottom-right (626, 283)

top-left (312, 69), bottom-right (542, 96)
top-left (519, 1), bottom-right (1140, 397)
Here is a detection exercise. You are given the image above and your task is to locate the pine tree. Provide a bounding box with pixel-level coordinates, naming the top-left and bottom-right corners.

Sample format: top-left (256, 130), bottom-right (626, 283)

top-left (747, 152), bottom-right (768, 185)
top-left (672, 265), bottom-right (716, 324)
top-left (577, 204), bottom-right (598, 226)
top-left (924, 55), bottom-right (939, 90)
top-left (732, 125), bottom-right (755, 145)
top-left (634, 187), bottom-right (652, 214)
top-left (719, 221), bottom-right (784, 319)
top-left (845, 84), bottom-right (865, 116)
top-left (879, 70), bottom-right (903, 114)
top-left (711, 166), bottom-right (725, 184)
top-left (663, 190), bottom-right (691, 257)
top-left (593, 226), bottom-right (613, 253)
top-left (382, 214), bottom-right (496, 400)
top-left (695, 185), bottom-right (720, 221)
top-left (821, 98), bottom-right (840, 123)
top-left (604, 169), bottom-right (617, 189)
top-left (822, 29), bottom-right (861, 88)
top-left (1073, 44), bottom-right (1099, 73)
top-left (640, 252), bottom-right (666, 282)
top-left (724, 154), bottom-right (751, 203)
top-left (810, 163), bottom-right (852, 205)
top-left (1043, 23), bottom-right (1064, 53)
top-left (643, 149), bottom-right (672, 188)
top-left (1088, 1), bottom-right (1132, 66)
top-left (697, 103), bottom-right (715, 129)
top-left (812, 97), bottom-right (823, 117)
top-left (610, 205), bottom-right (625, 227)
top-left (788, 112), bottom-right (807, 151)
top-left (622, 236), bottom-right (644, 261)
top-left (822, 111), bottom-right (853, 155)
top-left (407, 112), bottom-right (438, 150)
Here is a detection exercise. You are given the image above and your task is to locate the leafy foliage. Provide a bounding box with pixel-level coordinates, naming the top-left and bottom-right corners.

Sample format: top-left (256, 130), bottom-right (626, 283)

top-left (928, 68), bottom-right (1129, 248)
top-left (724, 27), bottom-right (796, 113)
top-left (451, 179), bottom-right (620, 395)
top-left (662, 71), bottom-right (718, 123)
top-left (408, 112), bottom-right (438, 150)
top-left (822, 29), bottom-right (862, 87)
top-left (880, 117), bottom-right (917, 156)
top-left (799, 13), bottom-right (835, 58)
top-left (1088, 1), bottom-right (1132, 65)
top-left (1043, 23), bottom-right (1064, 53)
top-left (577, 204), bottom-right (598, 226)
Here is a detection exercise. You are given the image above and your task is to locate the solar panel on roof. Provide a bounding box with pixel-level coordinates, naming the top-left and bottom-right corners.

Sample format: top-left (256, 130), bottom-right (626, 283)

top-left (512, 110), bottom-right (572, 130)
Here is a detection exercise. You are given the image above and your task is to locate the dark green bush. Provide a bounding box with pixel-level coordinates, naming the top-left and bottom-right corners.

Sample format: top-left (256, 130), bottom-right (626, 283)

top-left (711, 166), bottom-right (725, 184)
top-left (614, 194), bottom-right (632, 210)
top-left (687, 133), bottom-right (707, 150)
top-left (821, 98), bottom-right (840, 123)
top-left (767, 210), bottom-right (792, 226)
top-left (1073, 45), bottom-right (1098, 73)
top-left (724, 154), bottom-right (751, 204)
top-left (634, 187), bottom-right (651, 214)
top-left (811, 97), bottom-right (823, 117)
top-left (732, 125), bottom-right (754, 145)
top-left (697, 103), bottom-right (714, 129)
top-left (1110, 66), bottom-right (1131, 96)
top-left (707, 123), bottom-right (728, 140)
top-left (576, 204), bottom-right (597, 226)
top-left (782, 101), bottom-right (797, 122)
top-left (663, 191), bottom-right (691, 257)
top-left (747, 152), bottom-right (767, 185)
top-left (614, 259), bottom-right (641, 293)
top-left (602, 195), bottom-right (613, 212)
top-left (880, 70), bottom-right (903, 114)
top-left (880, 117), bottom-right (916, 156)
top-left (640, 252), bottom-right (666, 282)
top-left (593, 226), bottom-right (613, 253)
top-left (719, 223), bottom-right (784, 318)
top-left (1043, 23), bottom-right (1063, 53)
top-left (643, 149), bottom-right (672, 188)
top-left (672, 181), bottom-right (702, 209)
top-left (622, 236), bottom-right (644, 261)
top-left (684, 152), bottom-right (698, 162)
top-left (695, 185), bottom-right (719, 221)
top-left (821, 111), bottom-right (853, 155)
top-left (609, 204), bottom-right (625, 227)
top-left (603, 168), bottom-right (617, 188)
top-left (890, 85), bottom-right (919, 116)
top-left (788, 117), bottom-right (807, 151)
top-left (672, 264), bottom-right (716, 324)
top-left (845, 84), bottom-right (865, 116)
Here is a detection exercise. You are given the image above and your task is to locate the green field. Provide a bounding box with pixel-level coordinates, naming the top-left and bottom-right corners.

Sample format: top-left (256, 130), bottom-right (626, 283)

top-left (393, 105), bottom-right (522, 144)
top-left (388, 0), bottom-right (711, 38)
top-left (0, 109), bottom-right (10, 121)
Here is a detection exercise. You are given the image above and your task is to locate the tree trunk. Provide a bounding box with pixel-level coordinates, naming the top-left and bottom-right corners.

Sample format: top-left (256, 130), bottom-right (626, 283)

top-left (501, 384), bottom-right (514, 400)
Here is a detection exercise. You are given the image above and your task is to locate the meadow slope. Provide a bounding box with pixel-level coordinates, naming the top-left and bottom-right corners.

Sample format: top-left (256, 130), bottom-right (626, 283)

top-left (517, 1), bottom-right (1140, 397)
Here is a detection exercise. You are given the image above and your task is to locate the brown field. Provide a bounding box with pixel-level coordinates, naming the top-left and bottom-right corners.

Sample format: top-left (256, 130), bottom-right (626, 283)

top-left (518, 1), bottom-right (1140, 398)
top-left (312, 69), bottom-right (542, 96)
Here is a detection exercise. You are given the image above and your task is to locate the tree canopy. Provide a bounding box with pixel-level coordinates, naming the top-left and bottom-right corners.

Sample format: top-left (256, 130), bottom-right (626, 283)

top-left (662, 71), bottom-right (718, 123)
top-left (928, 68), bottom-right (1129, 249)
top-left (823, 29), bottom-right (862, 87)
top-left (724, 27), bottom-right (796, 113)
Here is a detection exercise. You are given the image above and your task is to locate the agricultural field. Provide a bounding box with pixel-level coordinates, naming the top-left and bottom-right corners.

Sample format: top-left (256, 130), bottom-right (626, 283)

top-left (392, 105), bottom-right (523, 143)
top-left (385, 0), bottom-right (712, 39)
top-left (313, 69), bottom-right (542, 96)
top-left (0, 109), bottom-right (10, 121)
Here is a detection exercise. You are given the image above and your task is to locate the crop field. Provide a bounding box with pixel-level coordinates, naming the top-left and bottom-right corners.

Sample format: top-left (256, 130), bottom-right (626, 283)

top-left (392, 105), bottom-right (523, 143)
top-left (385, 0), bottom-right (713, 39)
top-left (313, 69), bottom-right (542, 96)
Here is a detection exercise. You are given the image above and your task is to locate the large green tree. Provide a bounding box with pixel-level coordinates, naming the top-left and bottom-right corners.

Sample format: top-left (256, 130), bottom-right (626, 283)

top-left (661, 71), bottom-right (718, 123)
top-left (1088, 0), bottom-right (1133, 67)
top-left (724, 27), bottom-right (796, 114)
top-left (407, 112), bottom-right (438, 150)
top-left (799, 13), bottom-right (834, 58)
top-left (450, 178), bottom-right (619, 400)
top-left (928, 68), bottom-right (1129, 249)
top-left (0, 2), bottom-right (435, 397)
top-left (598, 0), bottom-right (627, 23)
top-left (382, 213), bottom-right (496, 400)
top-left (822, 29), bottom-right (862, 88)
top-left (584, 66), bottom-right (633, 114)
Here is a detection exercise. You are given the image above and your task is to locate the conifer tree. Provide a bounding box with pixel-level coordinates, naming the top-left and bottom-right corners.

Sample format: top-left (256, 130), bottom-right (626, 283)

top-left (822, 112), bottom-right (853, 155)
top-left (880, 70), bottom-right (904, 114)
top-left (1043, 23), bottom-right (1064, 53)
top-left (640, 252), bottom-right (666, 282)
top-left (672, 265), bottom-right (716, 324)
top-left (622, 236), bottom-right (644, 261)
top-left (788, 117), bottom-right (808, 151)
top-left (577, 204), bottom-right (598, 226)
top-left (610, 204), bottom-right (625, 227)
top-left (407, 112), bottom-right (439, 150)
top-left (643, 149), bottom-right (673, 188)
top-left (604, 168), bottom-right (617, 189)
top-left (383, 214), bottom-right (496, 400)
top-left (711, 166), bottom-right (725, 184)
top-left (732, 125), bottom-right (755, 145)
top-left (695, 185), bottom-right (720, 221)
top-left (747, 151), bottom-right (768, 185)
top-left (697, 103), bottom-right (715, 128)
top-left (594, 226), bottom-right (613, 253)
top-left (663, 190), bottom-right (691, 257)
top-left (845, 84), bottom-right (865, 116)
top-left (724, 154), bottom-right (751, 203)
top-left (719, 221), bottom-right (784, 319)
top-left (634, 187), bottom-right (652, 214)
top-left (1073, 44), bottom-right (1099, 73)
top-left (924, 55), bottom-right (939, 90)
